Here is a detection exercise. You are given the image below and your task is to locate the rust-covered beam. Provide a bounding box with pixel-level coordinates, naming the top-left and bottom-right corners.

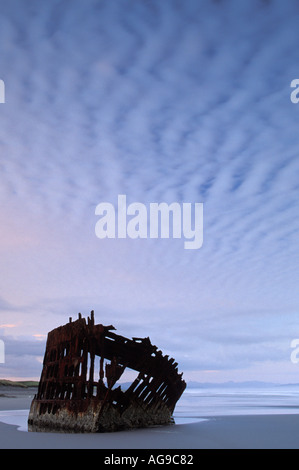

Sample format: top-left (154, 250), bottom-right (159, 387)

top-left (28, 312), bottom-right (186, 433)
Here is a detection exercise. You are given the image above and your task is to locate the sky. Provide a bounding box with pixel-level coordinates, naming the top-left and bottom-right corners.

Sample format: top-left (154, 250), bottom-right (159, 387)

top-left (0, 0), bottom-right (299, 384)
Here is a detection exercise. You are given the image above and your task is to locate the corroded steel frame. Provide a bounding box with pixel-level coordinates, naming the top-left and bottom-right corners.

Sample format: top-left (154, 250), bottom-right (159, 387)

top-left (28, 311), bottom-right (186, 432)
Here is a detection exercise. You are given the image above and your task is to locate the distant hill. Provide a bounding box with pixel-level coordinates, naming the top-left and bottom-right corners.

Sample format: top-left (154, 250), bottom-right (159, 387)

top-left (186, 380), bottom-right (284, 389)
top-left (1, 379), bottom-right (298, 390)
top-left (0, 379), bottom-right (39, 388)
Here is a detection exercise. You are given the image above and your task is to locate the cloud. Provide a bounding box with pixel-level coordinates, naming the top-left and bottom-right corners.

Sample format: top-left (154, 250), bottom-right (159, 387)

top-left (0, 0), bottom-right (299, 381)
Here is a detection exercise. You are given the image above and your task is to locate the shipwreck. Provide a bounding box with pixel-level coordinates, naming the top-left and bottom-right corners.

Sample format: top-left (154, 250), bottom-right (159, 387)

top-left (28, 311), bottom-right (186, 432)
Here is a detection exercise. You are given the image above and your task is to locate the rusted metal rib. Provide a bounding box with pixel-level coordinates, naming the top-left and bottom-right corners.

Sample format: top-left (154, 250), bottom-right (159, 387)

top-left (28, 311), bottom-right (186, 433)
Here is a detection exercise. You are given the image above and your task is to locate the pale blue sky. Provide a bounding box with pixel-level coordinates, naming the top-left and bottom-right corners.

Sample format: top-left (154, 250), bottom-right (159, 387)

top-left (0, 0), bottom-right (299, 383)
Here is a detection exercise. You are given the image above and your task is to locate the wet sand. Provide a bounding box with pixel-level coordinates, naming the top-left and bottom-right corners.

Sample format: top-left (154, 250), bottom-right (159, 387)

top-left (1, 387), bottom-right (299, 449)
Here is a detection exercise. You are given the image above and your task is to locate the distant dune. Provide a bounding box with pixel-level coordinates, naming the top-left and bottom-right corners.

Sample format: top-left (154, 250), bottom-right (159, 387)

top-left (0, 380), bottom-right (38, 388)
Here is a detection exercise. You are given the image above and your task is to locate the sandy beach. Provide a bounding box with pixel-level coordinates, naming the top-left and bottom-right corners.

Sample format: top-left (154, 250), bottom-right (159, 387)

top-left (1, 386), bottom-right (299, 449)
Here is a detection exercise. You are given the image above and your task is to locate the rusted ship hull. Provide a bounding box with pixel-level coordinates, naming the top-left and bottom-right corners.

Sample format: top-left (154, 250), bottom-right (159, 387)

top-left (28, 312), bottom-right (186, 433)
top-left (29, 396), bottom-right (174, 433)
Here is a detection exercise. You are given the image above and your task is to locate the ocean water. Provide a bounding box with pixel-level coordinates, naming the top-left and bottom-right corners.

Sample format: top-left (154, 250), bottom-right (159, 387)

top-left (173, 386), bottom-right (299, 420)
top-left (1, 386), bottom-right (299, 431)
top-left (0, 409), bottom-right (28, 431)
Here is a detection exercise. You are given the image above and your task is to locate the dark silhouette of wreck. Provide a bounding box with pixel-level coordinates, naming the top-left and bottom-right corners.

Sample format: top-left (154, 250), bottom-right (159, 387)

top-left (28, 311), bottom-right (186, 432)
